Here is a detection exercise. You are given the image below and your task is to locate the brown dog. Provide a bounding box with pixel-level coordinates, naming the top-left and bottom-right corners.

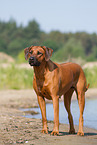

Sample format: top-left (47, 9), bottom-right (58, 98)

top-left (24, 45), bottom-right (89, 136)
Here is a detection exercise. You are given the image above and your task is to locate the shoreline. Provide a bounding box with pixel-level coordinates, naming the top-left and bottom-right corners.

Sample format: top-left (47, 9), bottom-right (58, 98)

top-left (0, 89), bottom-right (97, 144)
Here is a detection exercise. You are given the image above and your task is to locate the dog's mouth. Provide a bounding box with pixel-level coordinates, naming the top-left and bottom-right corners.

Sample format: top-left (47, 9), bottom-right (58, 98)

top-left (29, 61), bottom-right (34, 66)
top-left (29, 58), bottom-right (41, 66)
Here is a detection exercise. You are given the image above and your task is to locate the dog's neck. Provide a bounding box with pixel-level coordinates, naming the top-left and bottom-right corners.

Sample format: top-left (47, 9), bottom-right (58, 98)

top-left (33, 60), bottom-right (56, 80)
top-left (33, 60), bottom-right (48, 80)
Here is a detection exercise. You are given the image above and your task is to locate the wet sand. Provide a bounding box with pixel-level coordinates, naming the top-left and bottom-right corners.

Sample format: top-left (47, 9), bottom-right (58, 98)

top-left (0, 89), bottom-right (97, 145)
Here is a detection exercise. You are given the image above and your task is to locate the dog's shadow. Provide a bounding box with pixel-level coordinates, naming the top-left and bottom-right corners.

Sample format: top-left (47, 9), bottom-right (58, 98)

top-left (84, 132), bottom-right (97, 136)
top-left (48, 131), bottom-right (97, 136)
top-left (48, 131), bottom-right (69, 136)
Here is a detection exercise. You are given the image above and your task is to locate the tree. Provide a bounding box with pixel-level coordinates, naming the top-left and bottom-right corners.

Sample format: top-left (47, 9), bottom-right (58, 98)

top-left (86, 46), bottom-right (97, 61)
top-left (52, 38), bottom-right (85, 62)
top-left (24, 20), bottom-right (41, 39)
top-left (8, 38), bottom-right (24, 56)
top-left (42, 39), bottom-right (60, 52)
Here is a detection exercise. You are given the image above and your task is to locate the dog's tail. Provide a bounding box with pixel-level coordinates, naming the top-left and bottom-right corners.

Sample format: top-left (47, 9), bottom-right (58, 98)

top-left (85, 83), bottom-right (90, 92)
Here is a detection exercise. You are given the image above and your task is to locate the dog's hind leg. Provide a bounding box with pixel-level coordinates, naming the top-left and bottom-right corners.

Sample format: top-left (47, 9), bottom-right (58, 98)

top-left (64, 88), bottom-right (75, 134)
top-left (77, 90), bottom-right (85, 136)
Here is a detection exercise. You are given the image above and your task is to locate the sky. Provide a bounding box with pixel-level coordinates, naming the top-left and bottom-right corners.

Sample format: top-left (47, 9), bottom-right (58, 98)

top-left (0, 0), bottom-right (97, 33)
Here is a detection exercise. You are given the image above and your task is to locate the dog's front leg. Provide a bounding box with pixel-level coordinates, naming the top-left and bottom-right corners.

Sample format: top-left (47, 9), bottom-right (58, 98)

top-left (51, 96), bottom-right (59, 136)
top-left (37, 95), bottom-right (48, 134)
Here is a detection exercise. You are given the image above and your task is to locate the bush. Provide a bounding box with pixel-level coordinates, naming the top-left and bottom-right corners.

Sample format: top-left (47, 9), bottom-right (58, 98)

top-left (86, 46), bottom-right (97, 62)
top-left (0, 64), bottom-right (33, 89)
top-left (0, 63), bottom-right (97, 90)
top-left (84, 67), bottom-right (97, 88)
top-left (17, 50), bottom-right (26, 63)
top-left (52, 38), bottom-right (85, 62)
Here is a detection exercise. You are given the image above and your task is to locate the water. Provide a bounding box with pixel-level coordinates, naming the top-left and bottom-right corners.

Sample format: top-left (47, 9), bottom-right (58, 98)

top-left (22, 98), bottom-right (97, 130)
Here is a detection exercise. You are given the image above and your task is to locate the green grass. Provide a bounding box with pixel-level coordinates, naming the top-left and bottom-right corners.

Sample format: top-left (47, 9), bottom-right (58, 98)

top-left (84, 67), bottom-right (97, 88)
top-left (0, 64), bottom-right (97, 90)
top-left (0, 64), bottom-right (34, 90)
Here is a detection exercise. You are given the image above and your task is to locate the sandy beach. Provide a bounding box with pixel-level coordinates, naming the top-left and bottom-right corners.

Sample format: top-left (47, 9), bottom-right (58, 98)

top-left (0, 89), bottom-right (97, 145)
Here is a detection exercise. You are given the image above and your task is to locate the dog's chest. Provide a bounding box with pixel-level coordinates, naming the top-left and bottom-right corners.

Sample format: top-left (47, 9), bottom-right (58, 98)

top-left (36, 79), bottom-right (52, 100)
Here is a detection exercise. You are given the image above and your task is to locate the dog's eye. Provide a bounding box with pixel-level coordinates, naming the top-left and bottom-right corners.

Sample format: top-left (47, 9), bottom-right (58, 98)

top-left (37, 51), bottom-right (43, 55)
top-left (29, 51), bottom-right (33, 54)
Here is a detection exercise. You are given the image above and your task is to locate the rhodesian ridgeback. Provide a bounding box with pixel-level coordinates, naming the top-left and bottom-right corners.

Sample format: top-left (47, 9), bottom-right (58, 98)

top-left (24, 45), bottom-right (89, 136)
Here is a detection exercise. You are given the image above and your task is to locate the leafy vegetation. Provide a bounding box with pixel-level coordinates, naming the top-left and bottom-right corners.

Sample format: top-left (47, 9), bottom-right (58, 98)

top-left (0, 19), bottom-right (97, 62)
top-left (84, 67), bottom-right (97, 88)
top-left (52, 38), bottom-right (85, 62)
top-left (0, 64), bottom-right (97, 90)
top-left (0, 64), bottom-right (33, 90)
top-left (0, 18), bottom-right (97, 89)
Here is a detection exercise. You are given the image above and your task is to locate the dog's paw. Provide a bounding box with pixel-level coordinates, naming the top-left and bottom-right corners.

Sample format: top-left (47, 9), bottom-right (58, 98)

top-left (41, 128), bottom-right (48, 134)
top-left (51, 131), bottom-right (59, 136)
top-left (77, 131), bottom-right (84, 136)
top-left (69, 129), bottom-right (75, 134)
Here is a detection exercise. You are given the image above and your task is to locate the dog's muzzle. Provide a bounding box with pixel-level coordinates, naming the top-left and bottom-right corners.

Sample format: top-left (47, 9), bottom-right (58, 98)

top-left (29, 57), bottom-right (41, 66)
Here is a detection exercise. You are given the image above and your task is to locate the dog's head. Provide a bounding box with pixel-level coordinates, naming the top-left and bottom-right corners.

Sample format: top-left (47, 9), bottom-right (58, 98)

top-left (24, 46), bottom-right (53, 66)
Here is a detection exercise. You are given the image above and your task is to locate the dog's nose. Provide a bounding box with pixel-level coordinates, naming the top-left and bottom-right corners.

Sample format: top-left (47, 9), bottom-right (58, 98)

top-left (30, 57), bottom-right (35, 61)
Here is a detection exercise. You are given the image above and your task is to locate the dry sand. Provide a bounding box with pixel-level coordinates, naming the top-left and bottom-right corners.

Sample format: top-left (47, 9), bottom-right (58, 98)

top-left (0, 89), bottom-right (97, 145)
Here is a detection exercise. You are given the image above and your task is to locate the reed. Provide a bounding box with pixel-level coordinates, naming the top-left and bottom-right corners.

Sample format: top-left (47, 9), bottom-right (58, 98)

top-left (0, 64), bottom-right (33, 90)
top-left (0, 64), bottom-right (97, 89)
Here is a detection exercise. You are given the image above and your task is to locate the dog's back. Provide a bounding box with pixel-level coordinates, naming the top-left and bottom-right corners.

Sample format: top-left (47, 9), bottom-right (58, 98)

top-left (57, 62), bottom-right (88, 94)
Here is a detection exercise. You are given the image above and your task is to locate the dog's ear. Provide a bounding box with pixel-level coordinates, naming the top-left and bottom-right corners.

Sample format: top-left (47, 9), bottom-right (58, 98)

top-left (24, 47), bottom-right (29, 60)
top-left (44, 46), bottom-right (53, 61)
